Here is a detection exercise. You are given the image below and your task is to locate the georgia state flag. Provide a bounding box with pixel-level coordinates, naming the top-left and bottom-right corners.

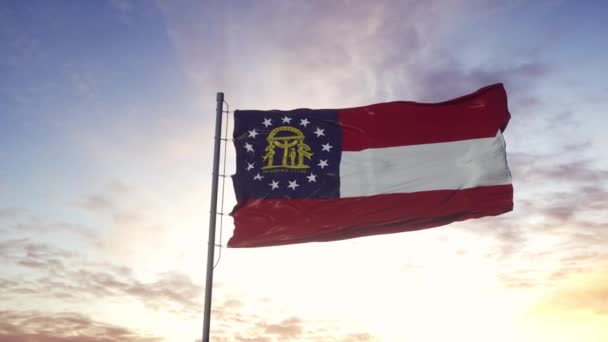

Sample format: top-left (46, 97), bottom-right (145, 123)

top-left (229, 84), bottom-right (513, 248)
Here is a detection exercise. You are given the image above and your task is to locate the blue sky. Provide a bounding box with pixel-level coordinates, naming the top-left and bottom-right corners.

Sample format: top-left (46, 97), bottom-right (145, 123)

top-left (1, 1), bottom-right (608, 341)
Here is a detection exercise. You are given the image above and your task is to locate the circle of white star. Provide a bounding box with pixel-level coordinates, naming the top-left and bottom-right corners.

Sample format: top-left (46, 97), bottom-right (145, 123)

top-left (313, 127), bottom-right (325, 137)
top-left (299, 118), bottom-right (310, 127)
top-left (246, 162), bottom-right (255, 171)
top-left (318, 159), bottom-right (328, 169)
top-left (307, 173), bottom-right (317, 183)
top-left (244, 143), bottom-right (254, 152)
top-left (281, 116), bottom-right (292, 124)
top-left (269, 180), bottom-right (279, 190)
top-left (287, 180), bottom-right (299, 190)
top-left (253, 173), bottom-right (263, 181)
top-left (248, 129), bottom-right (259, 138)
top-left (321, 143), bottom-right (333, 152)
top-left (262, 118), bottom-right (272, 127)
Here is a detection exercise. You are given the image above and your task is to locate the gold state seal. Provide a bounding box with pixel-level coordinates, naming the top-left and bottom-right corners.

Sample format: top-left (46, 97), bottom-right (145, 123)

top-left (261, 126), bottom-right (313, 171)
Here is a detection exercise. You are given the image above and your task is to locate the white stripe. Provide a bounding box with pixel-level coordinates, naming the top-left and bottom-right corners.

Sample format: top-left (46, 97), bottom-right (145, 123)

top-left (339, 130), bottom-right (511, 197)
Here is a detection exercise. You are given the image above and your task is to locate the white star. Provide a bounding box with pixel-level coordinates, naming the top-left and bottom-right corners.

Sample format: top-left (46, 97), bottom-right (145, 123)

top-left (282, 116), bottom-right (292, 124)
top-left (269, 180), bottom-right (279, 190)
top-left (248, 129), bottom-right (259, 138)
top-left (318, 159), bottom-right (328, 169)
top-left (244, 143), bottom-right (254, 152)
top-left (262, 118), bottom-right (272, 127)
top-left (307, 173), bottom-right (317, 183)
top-left (287, 180), bottom-right (299, 190)
top-left (246, 162), bottom-right (254, 171)
top-left (299, 118), bottom-right (310, 127)
top-left (313, 127), bottom-right (325, 137)
top-left (253, 173), bottom-right (263, 181)
top-left (321, 143), bottom-right (333, 152)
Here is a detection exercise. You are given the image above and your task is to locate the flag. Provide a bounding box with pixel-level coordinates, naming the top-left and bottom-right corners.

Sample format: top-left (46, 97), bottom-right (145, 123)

top-left (228, 83), bottom-right (513, 248)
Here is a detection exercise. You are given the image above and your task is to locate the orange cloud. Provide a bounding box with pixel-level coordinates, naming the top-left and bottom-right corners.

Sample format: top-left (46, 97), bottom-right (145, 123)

top-left (207, 297), bottom-right (377, 341)
top-left (0, 310), bottom-right (160, 342)
top-left (521, 266), bottom-right (608, 342)
top-left (537, 266), bottom-right (608, 315)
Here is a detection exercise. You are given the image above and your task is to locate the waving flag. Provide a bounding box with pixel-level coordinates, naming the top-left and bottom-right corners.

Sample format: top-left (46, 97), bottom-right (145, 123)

top-left (228, 84), bottom-right (513, 248)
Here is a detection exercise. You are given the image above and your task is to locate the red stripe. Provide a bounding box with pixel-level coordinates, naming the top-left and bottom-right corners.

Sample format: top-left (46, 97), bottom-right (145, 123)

top-left (338, 83), bottom-right (510, 151)
top-left (228, 184), bottom-right (513, 248)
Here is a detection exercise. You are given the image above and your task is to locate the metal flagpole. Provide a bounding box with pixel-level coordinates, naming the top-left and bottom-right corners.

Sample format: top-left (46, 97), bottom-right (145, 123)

top-left (202, 92), bottom-right (224, 342)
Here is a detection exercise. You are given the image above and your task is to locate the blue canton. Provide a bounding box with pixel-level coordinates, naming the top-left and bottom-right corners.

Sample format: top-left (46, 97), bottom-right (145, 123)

top-left (232, 109), bottom-right (341, 201)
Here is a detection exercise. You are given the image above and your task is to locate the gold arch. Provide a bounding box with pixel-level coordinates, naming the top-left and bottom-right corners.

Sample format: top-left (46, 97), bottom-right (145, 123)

top-left (261, 125), bottom-right (312, 170)
top-left (267, 126), bottom-right (304, 140)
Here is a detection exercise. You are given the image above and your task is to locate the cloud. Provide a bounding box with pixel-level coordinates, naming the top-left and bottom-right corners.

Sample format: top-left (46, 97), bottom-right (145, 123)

top-left (0, 207), bottom-right (98, 243)
top-left (233, 337), bottom-right (272, 342)
top-left (516, 154), bottom-right (608, 230)
top-left (0, 238), bottom-right (72, 264)
top-left (0, 238), bottom-right (202, 315)
top-left (0, 310), bottom-right (160, 342)
top-left (0, 4), bottom-right (46, 68)
top-left (448, 138), bottom-right (608, 291)
top-left (261, 317), bottom-right (303, 339)
top-left (0, 208), bottom-right (20, 220)
top-left (78, 191), bottom-right (144, 227)
top-left (71, 184), bottom-right (183, 263)
top-left (79, 195), bottom-right (114, 212)
top-left (161, 0), bottom-right (544, 108)
top-left (340, 333), bottom-right (376, 342)
top-left (206, 297), bottom-right (378, 342)
top-left (410, 61), bottom-right (550, 102)
top-left (109, 0), bottom-right (133, 15)
top-left (520, 159), bottom-right (608, 186)
top-left (77, 180), bottom-right (136, 214)
top-left (531, 266), bottom-right (608, 315)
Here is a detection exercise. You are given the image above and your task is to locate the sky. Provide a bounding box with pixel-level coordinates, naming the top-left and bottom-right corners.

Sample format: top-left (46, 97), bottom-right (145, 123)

top-left (1, 0), bottom-right (607, 341)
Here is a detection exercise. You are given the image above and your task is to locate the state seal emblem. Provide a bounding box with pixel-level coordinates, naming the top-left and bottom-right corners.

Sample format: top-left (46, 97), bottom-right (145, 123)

top-left (261, 126), bottom-right (313, 171)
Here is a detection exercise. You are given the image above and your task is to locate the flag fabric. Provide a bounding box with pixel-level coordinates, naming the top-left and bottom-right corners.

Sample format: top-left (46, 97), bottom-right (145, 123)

top-left (228, 83), bottom-right (513, 248)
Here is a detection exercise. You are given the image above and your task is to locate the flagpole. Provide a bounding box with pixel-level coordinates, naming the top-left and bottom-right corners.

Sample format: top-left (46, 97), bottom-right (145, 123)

top-left (202, 92), bottom-right (224, 342)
